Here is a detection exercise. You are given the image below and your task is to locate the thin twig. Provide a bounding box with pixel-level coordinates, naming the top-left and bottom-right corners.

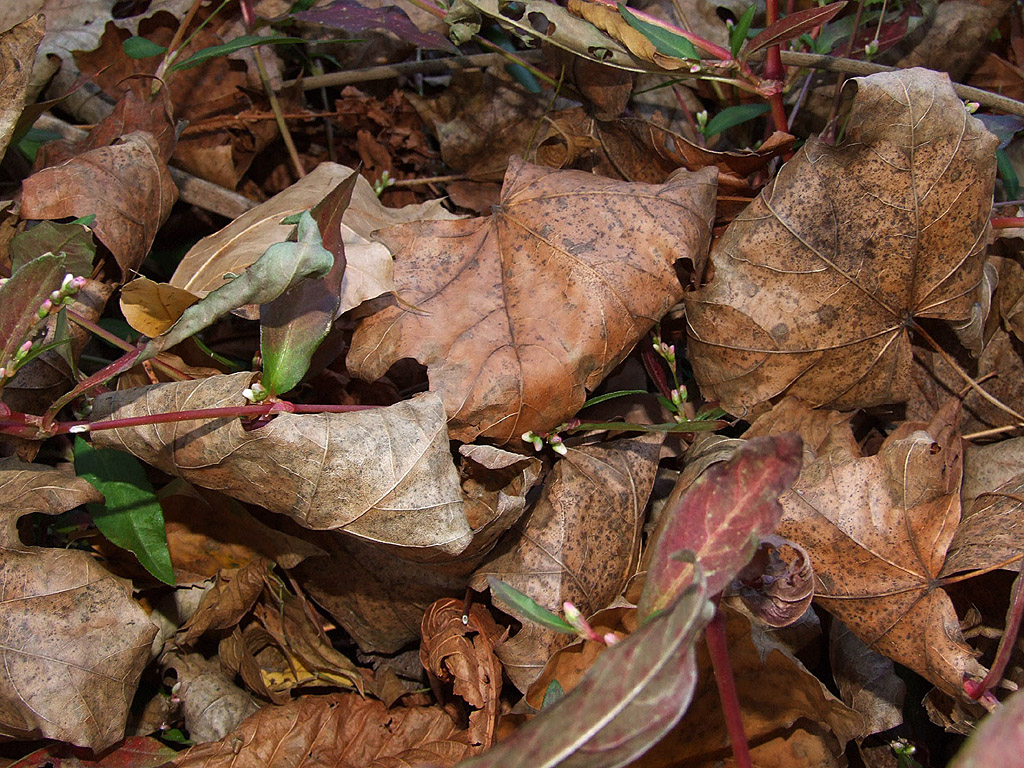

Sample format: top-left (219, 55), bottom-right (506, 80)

top-left (281, 50), bottom-right (546, 90)
top-left (252, 44), bottom-right (306, 179)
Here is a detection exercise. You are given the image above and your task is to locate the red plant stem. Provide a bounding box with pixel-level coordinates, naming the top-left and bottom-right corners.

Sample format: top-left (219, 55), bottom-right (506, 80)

top-left (705, 609), bottom-right (752, 768)
top-left (66, 309), bottom-right (190, 382)
top-left (762, 0), bottom-right (789, 134)
top-left (1, 402), bottom-right (378, 439)
top-left (966, 557), bottom-right (1024, 701)
top-left (992, 216), bottom-right (1024, 229)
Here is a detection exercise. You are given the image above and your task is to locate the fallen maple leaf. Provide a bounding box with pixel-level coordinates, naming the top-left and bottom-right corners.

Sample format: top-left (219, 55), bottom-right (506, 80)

top-left (774, 401), bottom-right (986, 697)
top-left (349, 156), bottom-right (717, 443)
top-left (685, 67), bottom-right (998, 412)
top-left (0, 458), bottom-right (157, 750)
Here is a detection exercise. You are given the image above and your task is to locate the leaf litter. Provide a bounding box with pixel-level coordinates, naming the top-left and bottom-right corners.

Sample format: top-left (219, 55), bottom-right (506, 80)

top-left (2, 4), bottom-right (1024, 766)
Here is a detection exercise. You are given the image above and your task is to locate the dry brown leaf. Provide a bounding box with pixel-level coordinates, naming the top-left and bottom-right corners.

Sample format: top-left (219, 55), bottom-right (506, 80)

top-left (943, 473), bottom-right (1024, 577)
top-left (0, 458), bottom-right (157, 750)
top-left (90, 373), bottom-right (470, 554)
top-left (0, 15), bottom-right (43, 160)
top-left (420, 598), bottom-right (505, 749)
top-left (21, 130), bottom-right (177, 280)
top-left (169, 162), bottom-right (457, 318)
top-left (829, 619), bottom-right (906, 736)
top-left (775, 401), bottom-right (985, 697)
top-left (121, 276), bottom-right (201, 336)
top-left (177, 559), bottom-right (271, 646)
top-left (963, 437), bottom-right (1024, 510)
top-left (349, 157), bottom-right (716, 443)
top-left (470, 432), bottom-right (662, 690)
top-left (686, 68), bottom-right (997, 413)
top-left (171, 693), bottom-right (474, 768)
top-left (895, 0), bottom-right (1014, 81)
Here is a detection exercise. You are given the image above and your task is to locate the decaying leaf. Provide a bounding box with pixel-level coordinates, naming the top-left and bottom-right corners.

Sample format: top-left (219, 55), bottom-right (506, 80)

top-left (171, 692), bottom-right (474, 768)
top-left (420, 598), bottom-right (505, 748)
top-left (161, 651), bottom-right (260, 744)
top-left (21, 131), bottom-right (177, 280)
top-left (732, 533), bottom-right (815, 627)
top-left (776, 401), bottom-right (985, 697)
top-left (471, 433), bottom-right (663, 689)
top-left (90, 373), bottom-right (471, 554)
top-left (0, 15), bottom-right (43, 160)
top-left (829, 619), bottom-right (906, 736)
top-left (0, 458), bottom-right (156, 750)
top-left (120, 277), bottom-right (201, 337)
top-left (686, 68), bottom-right (998, 413)
top-left (349, 157), bottom-right (716, 442)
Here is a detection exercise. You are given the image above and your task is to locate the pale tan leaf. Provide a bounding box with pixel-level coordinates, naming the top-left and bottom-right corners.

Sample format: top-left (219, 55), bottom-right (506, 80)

top-left (120, 276), bottom-right (200, 336)
top-left (90, 373), bottom-right (470, 554)
top-left (0, 458), bottom-right (156, 750)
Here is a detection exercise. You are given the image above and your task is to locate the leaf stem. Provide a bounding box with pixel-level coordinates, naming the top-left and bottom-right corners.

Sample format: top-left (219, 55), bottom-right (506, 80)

top-left (705, 610), bottom-right (752, 768)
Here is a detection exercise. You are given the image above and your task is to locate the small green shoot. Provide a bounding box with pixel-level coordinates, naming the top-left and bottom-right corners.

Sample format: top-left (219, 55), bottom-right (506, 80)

top-left (703, 103), bottom-right (770, 138)
top-left (728, 5), bottom-right (756, 59)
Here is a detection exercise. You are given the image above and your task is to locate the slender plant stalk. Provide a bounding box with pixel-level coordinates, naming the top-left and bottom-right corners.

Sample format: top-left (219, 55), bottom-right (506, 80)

top-left (705, 610), bottom-right (752, 768)
top-left (966, 556), bottom-right (1024, 701)
top-left (252, 43), bottom-right (306, 179)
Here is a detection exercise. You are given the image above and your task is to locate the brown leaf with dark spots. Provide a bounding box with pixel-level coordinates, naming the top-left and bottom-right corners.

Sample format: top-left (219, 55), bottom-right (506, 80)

top-left (943, 474), bottom-right (1024, 577)
top-left (0, 15), bottom-right (44, 160)
top-left (90, 374), bottom-right (470, 555)
top-left (470, 433), bottom-right (663, 690)
top-left (420, 598), bottom-right (505, 749)
top-left (21, 131), bottom-right (177, 280)
top-left (348, 157), bottom-right (716, 443)
top-left (776, 401), bottom-right (985, 697)
top-left (0, 458), bottom-right (157, 750)
top-left (171, 693), bottom-right (474, 768)
top-left (686, 68), bottom-right (997, 413)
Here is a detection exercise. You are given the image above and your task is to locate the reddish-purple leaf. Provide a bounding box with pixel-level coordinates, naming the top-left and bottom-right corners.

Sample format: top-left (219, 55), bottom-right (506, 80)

top-left (296, 1), bottom-right (458, 53)
top-left (9, 736), bottom-right (177, 768)
top-left (743, 1), bottom-right (847, 58)
top-left (949, 686), bottom-right (1024, 768)
top-left (458, 579), bottom-right (714, 768)
top-left (638, 434), bottom-right (802, 621)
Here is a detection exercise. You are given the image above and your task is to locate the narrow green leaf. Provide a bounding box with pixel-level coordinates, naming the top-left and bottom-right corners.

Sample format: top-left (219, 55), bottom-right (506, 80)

top-left (729, 5), bottom-right (757, 59)
top-left (581, 389), bottom-right (649, 409)
top-left (73, 437), bottom-right (175, 585)
top-left (618, 4), bottom-right (698, 60)
top-left (487, 576), bottom-right (577, 634)
top-left (123, 36), bottom-right (167, 59)
top-left (704, 102), bottom-right (770, 138)
top-left (169, 34), bottom-right (306, 71)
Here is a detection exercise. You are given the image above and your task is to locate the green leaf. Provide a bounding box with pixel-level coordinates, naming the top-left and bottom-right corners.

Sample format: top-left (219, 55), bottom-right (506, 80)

top-left (141, 210), bottom-right (334, 364)
top-left (168, 34), bottom-right (306, 71)
top-left (0, 252), bottom-right (65, 375)
top-left (703, 102), bottom-right (770, 138)
top-left (123, 36), bottom-right (167, 59)
top-left (261, 175), bottom-right (356, 397)
top-left (998, 147), bottom-right (1020, 201)
top-left (487, 576), bottom-right (577, 634)
top-left (729, 5), bottom-right (756, 59)
top-left (542, 680), bottom-right (565, 709)
top-left (73, 437), bottom-right (175, 585)
top-left (618, 4), bottom-right (697, 60)
top-left (9, 220), bottom-right (96, 274)
top-left (581, 389), bottom-right (649, 409)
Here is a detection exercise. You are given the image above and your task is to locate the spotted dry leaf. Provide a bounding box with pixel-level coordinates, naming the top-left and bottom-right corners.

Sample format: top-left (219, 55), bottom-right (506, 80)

top-left (348, 156), bottom-right (716, 443)
top-left (686, 67), bottom-right (997, 413)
